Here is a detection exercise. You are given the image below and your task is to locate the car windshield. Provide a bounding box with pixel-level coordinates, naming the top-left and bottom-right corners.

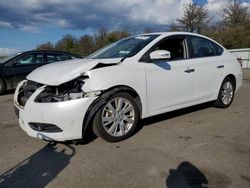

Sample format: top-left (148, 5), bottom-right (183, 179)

top-left (0, 54), bottom-right (18, 64)
top-left (88, 35), bottom-right (159, 59)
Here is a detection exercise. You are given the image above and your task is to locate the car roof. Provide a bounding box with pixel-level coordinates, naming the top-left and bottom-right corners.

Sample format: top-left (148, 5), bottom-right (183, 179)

top-left (140, 31), bottom-right (207, 38)
top-left (17, 50), bottom-right (81, 58)
top-left (19, 50), bottom-right (75, 54)
top-left (139, 31), bottom-right (223, 48)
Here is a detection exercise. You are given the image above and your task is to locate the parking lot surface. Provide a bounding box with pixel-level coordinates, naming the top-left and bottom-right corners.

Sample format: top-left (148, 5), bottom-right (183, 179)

top-left (0, 72), bottom-right (250, 188)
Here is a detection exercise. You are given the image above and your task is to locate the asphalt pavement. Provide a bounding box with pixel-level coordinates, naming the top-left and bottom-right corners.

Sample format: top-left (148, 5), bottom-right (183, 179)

top-left (0, 70), bottom-right (250, 188)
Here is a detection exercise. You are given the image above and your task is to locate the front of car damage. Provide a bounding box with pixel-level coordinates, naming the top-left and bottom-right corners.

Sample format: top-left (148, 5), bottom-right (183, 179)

top-left (13, 58), bottom-right (122, 141)
top-left (13, 34), bottom-right (161, 141)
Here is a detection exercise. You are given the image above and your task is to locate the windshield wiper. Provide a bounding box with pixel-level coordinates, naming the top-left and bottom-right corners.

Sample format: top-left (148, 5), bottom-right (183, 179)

top-left (120, 55), bottom-right (129, 63)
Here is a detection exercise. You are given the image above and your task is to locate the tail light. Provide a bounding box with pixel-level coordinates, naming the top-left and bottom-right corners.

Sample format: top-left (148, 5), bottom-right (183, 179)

top-left (237, 58), bottom-right (243, 67)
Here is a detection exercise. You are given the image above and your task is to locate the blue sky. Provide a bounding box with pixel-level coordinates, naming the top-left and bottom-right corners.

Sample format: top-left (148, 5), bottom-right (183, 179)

top-left (0, 0), bottom-right (249, 55)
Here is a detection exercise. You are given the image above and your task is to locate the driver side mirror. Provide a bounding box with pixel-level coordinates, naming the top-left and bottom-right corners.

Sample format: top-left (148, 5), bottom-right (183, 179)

top-left (149, 50), bottom-right (171, 60)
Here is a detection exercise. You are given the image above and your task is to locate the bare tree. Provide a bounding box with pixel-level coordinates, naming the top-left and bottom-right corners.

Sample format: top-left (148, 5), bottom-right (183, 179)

top-left (178, 3), bottom-right (209, 33)
top-left (222, 0), bottom-right (250, 27)
top-left (107, 30), bottom-right (130, 43)
top-left (78, 35), bottom-right (95, 57)
top-left (169, 21), bottom-right (185, 31)
top-left (94, 28), bottom-right (109, 50)
top-left (203, 0), bottom-right (250, 48)
top-left (36, 42), bottom-right (54, 50)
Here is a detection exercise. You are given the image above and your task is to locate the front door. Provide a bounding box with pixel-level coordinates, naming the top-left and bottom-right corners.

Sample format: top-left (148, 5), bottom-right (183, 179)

top-left (9, 52), bottom-right (44, 86)
top-left (142, 36), bottom-right (197, 115)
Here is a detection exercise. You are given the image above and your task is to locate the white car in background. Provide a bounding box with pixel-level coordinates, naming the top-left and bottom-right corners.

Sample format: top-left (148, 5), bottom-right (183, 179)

top-left (14, 32), bottom-right (242, 142)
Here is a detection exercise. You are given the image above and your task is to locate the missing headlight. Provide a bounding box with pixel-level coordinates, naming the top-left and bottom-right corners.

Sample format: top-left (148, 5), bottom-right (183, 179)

top-left (18, 80), bottom-right (44, 106)
top-left (35, 76), bottom-right (87, 103)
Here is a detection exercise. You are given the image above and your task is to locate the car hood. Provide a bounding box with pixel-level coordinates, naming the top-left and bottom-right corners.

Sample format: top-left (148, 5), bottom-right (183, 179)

top-left (27, 58), bottom-right (122, 86)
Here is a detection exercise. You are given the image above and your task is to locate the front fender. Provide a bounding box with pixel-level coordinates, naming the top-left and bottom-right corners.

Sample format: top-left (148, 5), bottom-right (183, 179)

top-left (81, 86), bottom-right (141, 142)
top-left (82, 62), bottom-right (148, 118)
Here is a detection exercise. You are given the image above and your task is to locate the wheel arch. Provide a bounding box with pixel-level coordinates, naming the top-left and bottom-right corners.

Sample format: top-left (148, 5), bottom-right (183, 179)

top-left (103, 85), bottom-right (142, 115)
top-left (225, 74), bottom-right (236, 90)
top-left (81, 85), bottom-right (142, 141)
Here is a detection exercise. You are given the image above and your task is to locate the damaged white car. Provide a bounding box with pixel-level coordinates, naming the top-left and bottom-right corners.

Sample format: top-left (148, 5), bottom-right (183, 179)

top-left (14, 32), bottom-right (242, 142)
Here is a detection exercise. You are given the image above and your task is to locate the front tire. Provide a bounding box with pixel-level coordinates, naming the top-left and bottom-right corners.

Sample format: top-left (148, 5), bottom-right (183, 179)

top-left (214, 77), bottom-right (235, 108)
top-left (93, 92), bottom-right (140, 142)
top-left (0, 78), bottom-right (6, 95)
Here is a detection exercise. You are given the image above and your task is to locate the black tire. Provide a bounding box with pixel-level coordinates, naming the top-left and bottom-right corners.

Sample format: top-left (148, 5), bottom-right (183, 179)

top-left (93, 92), bottom-right (140, 142)
top-left (0, 78), bottom-right (6, 95)
top-left (214, 77), bottom-right (235, 108)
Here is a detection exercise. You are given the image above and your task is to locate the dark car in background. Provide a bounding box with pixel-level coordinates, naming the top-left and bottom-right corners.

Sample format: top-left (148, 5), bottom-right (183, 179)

top-left (0, 50), bottom-right (81, 94)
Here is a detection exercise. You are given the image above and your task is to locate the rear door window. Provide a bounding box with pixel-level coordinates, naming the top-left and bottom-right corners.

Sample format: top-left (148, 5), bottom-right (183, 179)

top-left (46, 53), bottom-right (73, 63)
top-left (189, 36), bottom-right (218, 58)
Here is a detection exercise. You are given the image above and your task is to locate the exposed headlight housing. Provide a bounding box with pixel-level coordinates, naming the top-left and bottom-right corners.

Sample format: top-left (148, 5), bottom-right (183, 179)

top-left (35, 76), bottom-right (87, 103)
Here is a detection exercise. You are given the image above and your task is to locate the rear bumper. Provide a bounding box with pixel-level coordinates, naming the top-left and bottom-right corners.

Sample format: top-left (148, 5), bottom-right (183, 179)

top-left (14, 81), bottom-right (97, 141)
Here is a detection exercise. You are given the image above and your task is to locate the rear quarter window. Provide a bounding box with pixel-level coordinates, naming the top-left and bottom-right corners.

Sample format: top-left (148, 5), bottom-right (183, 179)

top-left (211, 42), bottom-right (223, 55)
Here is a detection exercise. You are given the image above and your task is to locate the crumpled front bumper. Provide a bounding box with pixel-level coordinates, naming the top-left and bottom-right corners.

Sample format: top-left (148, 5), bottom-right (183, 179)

top-left (14, 81), bottom-right (97, 141)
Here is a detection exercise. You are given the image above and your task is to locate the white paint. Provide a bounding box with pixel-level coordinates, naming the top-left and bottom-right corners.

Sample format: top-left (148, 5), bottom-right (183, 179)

top-left (14, 32), bottom-right (243, 141)
top-left (27, 58), bottom-right (122, 85)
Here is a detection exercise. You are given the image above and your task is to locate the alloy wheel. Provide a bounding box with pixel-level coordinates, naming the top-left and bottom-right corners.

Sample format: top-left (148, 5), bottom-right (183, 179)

top-left (101, 97), bottom-right (135, 137)
top-left (221, 81), bottom-right (234, 105)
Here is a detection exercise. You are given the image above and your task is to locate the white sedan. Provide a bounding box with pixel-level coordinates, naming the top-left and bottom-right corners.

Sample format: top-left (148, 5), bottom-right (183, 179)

top-left (14, 32), bottom-right (242, 142)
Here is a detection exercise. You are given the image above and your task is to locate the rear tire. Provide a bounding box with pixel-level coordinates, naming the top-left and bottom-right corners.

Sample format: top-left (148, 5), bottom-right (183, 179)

top-left (214, 77), bottom-right (235, 108)
top-left (0, 78), bottom-right (6, 95)
top-left (93, 92), bottom-right (140, 142)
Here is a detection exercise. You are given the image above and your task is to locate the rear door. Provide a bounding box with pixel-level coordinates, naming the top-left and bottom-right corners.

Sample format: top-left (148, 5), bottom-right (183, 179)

top-left (44, 52), bottom-right (74, 63)
top-left (187, 36), bottom-right (225, 101)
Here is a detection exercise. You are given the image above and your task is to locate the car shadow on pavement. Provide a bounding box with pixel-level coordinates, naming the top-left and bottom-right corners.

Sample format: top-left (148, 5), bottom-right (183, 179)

top-left (166, 161), bottom-right (208, 188)
top-left (1, 89), bottom-right (15, 96)
top-left (0, 142), bottom-right (75, 188)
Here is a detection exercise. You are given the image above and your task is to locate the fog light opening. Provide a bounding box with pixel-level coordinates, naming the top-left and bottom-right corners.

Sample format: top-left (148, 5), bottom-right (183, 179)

top-left (29, 122), bottom-right (63, 133)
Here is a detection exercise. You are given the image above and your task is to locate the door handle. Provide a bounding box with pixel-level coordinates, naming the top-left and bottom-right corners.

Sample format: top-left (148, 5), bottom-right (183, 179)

top-left (185, 68), bottom-right (195, 73)
top-left (217, 65), bottom-right (224, 69)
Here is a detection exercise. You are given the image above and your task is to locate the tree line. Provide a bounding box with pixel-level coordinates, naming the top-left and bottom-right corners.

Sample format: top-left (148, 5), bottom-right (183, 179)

top-left (36, 29), bottom-right (130, 57)
top-left (37, 0), bottom-right (250, 56)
